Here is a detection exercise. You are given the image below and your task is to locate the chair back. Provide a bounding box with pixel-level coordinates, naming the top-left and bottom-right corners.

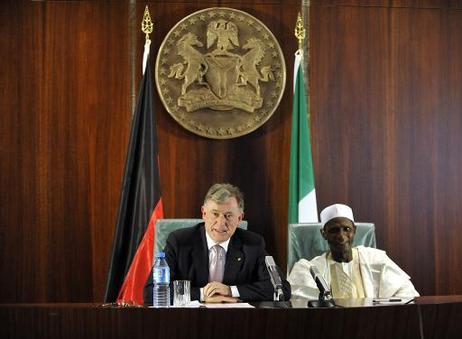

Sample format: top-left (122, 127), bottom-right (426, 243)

top-left (154, 218), bottom-right (248, 255)
top-left (287, 222), bottom-right (376, 273)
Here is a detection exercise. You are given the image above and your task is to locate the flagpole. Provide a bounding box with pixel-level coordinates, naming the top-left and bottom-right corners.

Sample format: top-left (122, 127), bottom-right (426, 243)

top-left (288, 9), bottom-right (318, 224)
top-left (104, 4), bottom-right (164, 305)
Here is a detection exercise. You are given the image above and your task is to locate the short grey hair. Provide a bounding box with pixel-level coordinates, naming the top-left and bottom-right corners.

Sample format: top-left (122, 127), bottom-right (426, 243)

top-left (203, 183), bottom-right (244, 212)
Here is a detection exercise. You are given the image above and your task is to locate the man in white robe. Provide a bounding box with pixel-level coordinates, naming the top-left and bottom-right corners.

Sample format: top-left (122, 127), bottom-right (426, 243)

top-left (288, 204), bottom-right (419, 300)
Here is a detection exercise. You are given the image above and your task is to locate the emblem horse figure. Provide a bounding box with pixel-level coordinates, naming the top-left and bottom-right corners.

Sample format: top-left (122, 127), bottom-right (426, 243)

top-left (168, 33), bottom-right (208, 95)
top-left (239, 38), bottom-right (274, 96)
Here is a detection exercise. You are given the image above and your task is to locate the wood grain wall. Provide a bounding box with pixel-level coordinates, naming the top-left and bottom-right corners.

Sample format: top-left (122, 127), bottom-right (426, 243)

top-left (0, 0), bottom-right (461, 302)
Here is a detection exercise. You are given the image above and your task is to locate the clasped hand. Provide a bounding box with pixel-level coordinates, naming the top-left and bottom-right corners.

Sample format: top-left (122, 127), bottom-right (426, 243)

top-left (203, 281), bottom-right (238, 303)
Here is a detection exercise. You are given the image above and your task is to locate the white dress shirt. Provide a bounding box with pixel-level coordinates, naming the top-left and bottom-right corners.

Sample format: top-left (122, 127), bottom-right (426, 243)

top-left (199, 232), bottom-right (240, 301)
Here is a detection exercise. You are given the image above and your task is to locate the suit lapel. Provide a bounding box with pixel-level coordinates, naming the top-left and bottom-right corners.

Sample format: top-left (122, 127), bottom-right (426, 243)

top-left (223, 232), bottom-right (244, 283)
top-left (191, 225), bottom-right (209, 286)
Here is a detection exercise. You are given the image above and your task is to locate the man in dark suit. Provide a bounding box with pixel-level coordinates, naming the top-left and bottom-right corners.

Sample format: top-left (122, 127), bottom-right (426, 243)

top-left (144, 183), bottom-right (290, 304)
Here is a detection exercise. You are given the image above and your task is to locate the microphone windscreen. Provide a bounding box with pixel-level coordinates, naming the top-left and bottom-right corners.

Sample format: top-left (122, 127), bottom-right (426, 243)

top-left (309, 265), bottom-right (320, 279)
top-left (265, 256), bottom-right (276, 267)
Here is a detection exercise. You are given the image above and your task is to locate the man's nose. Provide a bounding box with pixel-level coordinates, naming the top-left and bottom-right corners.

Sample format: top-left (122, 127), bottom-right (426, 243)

top-left (336, 230), bottom-right (348, 241)
top-left (217, 214), bottom-right (227, 225)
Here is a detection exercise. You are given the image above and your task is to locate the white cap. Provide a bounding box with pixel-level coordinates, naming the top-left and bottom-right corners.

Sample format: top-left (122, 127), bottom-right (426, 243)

top-left (320, 204), bottom-right (354, 227)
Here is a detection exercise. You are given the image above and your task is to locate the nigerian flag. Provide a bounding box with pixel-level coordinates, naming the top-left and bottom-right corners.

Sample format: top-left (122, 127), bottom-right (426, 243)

top-left (288, 51), bottom-right (318, 223)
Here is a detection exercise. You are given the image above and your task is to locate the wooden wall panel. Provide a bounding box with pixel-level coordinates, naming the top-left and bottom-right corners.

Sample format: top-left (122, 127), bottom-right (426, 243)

top-left (311, 0), bottom-right (462, 8)
top-left (310, 4), bottom-right (462, 295)
top-left (0, 1), bottom-right (131, 302)
top-left (1, 0), bottom-right (461, 302)
top-left (141, 1), bottom-right (301, 280)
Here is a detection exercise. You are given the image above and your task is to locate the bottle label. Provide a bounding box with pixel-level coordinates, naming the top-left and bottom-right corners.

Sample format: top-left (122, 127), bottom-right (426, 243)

top-left (153, 267), bottom-right (170, 284)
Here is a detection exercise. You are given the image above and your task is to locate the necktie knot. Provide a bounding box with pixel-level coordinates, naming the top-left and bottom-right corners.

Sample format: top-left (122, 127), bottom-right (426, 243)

top-left (213, 244), bottom-right (225, 256)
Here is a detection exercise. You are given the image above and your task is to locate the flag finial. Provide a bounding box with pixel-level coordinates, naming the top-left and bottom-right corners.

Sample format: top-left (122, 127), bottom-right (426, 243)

top-left (295, 12), bottom-right (305, 52)
top-left (141, 6), bottom-right (153, 74)
top-left (141, 5), bottom-right (153, 42)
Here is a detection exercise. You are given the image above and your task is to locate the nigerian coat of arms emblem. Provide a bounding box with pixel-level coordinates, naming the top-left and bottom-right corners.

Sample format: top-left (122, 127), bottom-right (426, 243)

top-left (156, 7), bottom-right (286, 139)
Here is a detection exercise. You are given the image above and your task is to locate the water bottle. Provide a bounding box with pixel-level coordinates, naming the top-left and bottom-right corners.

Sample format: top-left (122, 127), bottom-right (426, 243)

top-left (152, 252), bottom-right (170, 307)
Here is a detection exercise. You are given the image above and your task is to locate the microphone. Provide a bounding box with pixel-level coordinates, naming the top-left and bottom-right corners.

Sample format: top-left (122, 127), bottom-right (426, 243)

top-left (265, 256), bottom-right (284, 301)
top-left (308, 266), bottom-right (336, 308)
top-left (309, 266), bottom-right (331, 296)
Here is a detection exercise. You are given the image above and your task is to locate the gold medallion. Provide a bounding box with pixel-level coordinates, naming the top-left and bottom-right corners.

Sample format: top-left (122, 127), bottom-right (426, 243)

top-left (155, 7), bottom-right (286, 139)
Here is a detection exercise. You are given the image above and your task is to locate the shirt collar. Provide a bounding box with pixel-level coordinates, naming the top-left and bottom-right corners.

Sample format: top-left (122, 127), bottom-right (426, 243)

top-left (205, 230), bottom-right (230, 252)
top-left (327, 248), bottom-right (359, 268)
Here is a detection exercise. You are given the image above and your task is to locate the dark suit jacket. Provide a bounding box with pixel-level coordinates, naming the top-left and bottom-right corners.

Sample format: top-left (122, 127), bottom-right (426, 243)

top-left (144, 223), bottom-right (290, 305)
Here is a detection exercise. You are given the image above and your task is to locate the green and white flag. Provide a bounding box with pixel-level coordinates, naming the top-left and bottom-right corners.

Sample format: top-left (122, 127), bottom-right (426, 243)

top-left (288, 50), bottom-right (318, 223)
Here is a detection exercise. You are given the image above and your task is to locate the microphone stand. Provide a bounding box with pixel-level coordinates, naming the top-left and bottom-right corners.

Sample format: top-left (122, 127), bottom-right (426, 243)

top-left (308, 290), bottom-right (336, 307)
top-left (308, 266), bottom-right (336, 307)
top-left (265, 256), bottom-right (286, 302)
top-left (273, 286), bottom-right (284, 302)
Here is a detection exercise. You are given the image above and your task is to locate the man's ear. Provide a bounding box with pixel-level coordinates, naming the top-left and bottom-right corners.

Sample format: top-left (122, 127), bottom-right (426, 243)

top-left (238, 211), bottom-right (244, 222)
top-left (201, 205), bottom-right (206, 219)
top-left (320, 228), bottom-right (327, 240)
top-left (351, 224), bottom-right (357, 237)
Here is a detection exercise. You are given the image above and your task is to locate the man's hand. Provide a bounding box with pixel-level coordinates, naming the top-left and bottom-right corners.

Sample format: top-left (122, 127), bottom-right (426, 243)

top-left (204, 294), bottom-right (239, 303)
top-left (203, 282), bottom-right (232, 298)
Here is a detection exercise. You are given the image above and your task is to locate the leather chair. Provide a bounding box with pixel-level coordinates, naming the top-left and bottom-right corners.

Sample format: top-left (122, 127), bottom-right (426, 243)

top-left (154, 218), bottom-right (248, 254)
top-left (287, 222), bottom-right (376, 273)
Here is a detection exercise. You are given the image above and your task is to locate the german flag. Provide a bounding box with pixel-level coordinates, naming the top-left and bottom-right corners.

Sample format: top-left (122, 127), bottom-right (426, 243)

top-left (104, 56), bottom-right (163, 305)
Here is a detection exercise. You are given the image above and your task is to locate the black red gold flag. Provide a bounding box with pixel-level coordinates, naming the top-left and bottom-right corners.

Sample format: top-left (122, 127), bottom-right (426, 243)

top-left (104, 57), bottom-right (163, 304)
